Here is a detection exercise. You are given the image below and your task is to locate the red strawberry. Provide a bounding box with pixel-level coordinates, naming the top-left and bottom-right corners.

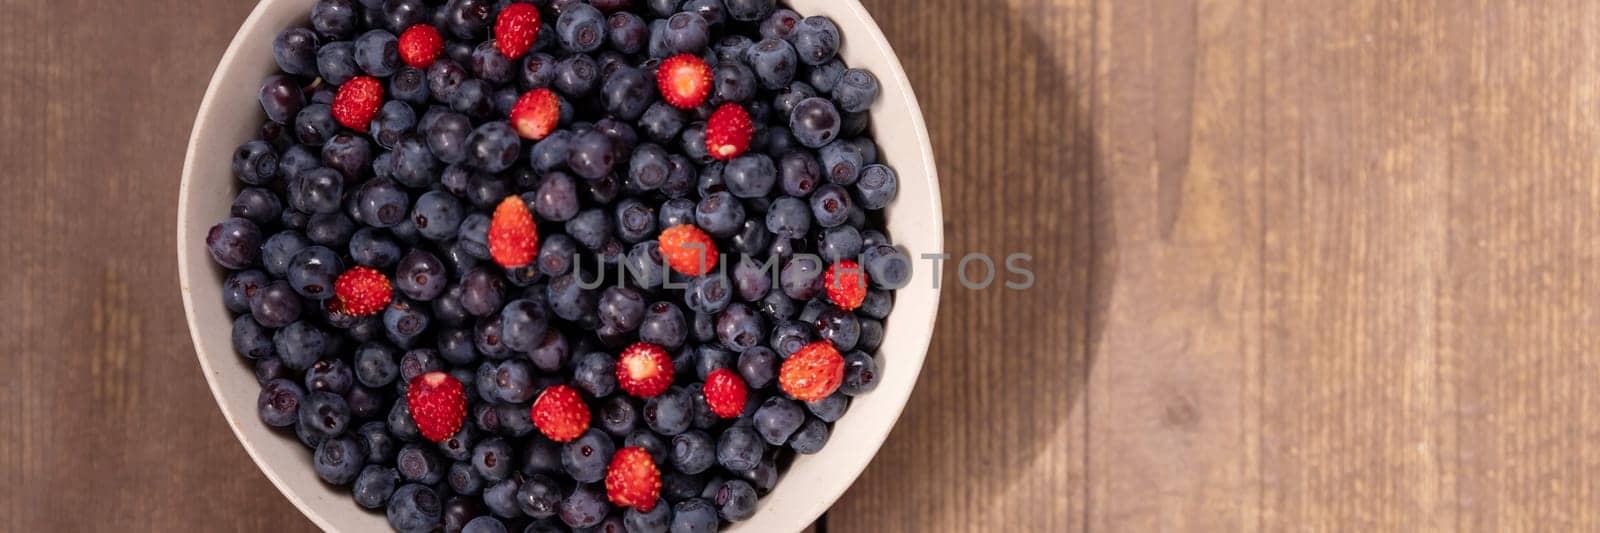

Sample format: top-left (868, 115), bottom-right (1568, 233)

top-left (616, 342), bottom-right (674, 398)
top-left (705, 103), bottom-right (754, 161)
top-left (407, 371), bottom-right (467, 442)
top-left (332, 76), bottom-right (383, 132)
top-left (333, 266), bottom-right (392, 317)
top-left (532, 385), bottom-right (590, 442)
top-left (702, 368), bottom-right (747, 418)
top-left (488, 195), bottom-right (539, 268)
top-left (656, 53), bottom-right (713, 109)
top-left (398, 24), bottom-right (444, 68)
top-left (780, 341), bottom-right (845, 401)
top-left (510, 88), bottom-right (561, 140)
top-left (658, 224), bottom-right (719, 276)
top-left (494, 3), bottom-right (542, 60)
top-left (605, 447), bottom-right (661, 512)
top-left (823, 260), bottom-right (868, 311)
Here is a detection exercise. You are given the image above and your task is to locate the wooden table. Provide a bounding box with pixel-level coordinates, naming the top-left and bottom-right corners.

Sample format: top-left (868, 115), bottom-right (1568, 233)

top-left (7, 0), bottom-right (1600, 531)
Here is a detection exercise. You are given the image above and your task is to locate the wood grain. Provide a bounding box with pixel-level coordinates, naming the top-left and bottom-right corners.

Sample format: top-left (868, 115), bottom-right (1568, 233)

top-left (10, 0), bottom-right (1600, 531)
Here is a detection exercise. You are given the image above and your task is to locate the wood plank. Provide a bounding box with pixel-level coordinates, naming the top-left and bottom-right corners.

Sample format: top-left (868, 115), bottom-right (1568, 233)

top-left (832, 0), bottom-right (1094, 531)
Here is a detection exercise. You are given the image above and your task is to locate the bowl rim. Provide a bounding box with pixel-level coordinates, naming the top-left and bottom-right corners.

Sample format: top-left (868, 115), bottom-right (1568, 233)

top-left (177, 1), bottom-right (943, 531)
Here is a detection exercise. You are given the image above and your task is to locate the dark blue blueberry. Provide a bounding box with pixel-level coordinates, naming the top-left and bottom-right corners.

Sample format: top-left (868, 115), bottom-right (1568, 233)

top-left (663, 155), bottom-right (695, 198)
top-left (465, 172), bottom-right (512, 210)
top-left (862, 243), bottom-right (912, 289)
top-left (387, 400), bottom-right (423, 442)
top-left (753, 395), bottom-right (804, 445)
top-left (555, 54), bottom-right (600, 98)
top-left (427, 59), bottom-right (470, 102)
top-left (733, 255), bottom-right (774, 302)
top-left (311, 0), bottom-right (361, 40)
top-left (646, 18), bottom-right (673, 59)
top-left (469, 41), bottom-right (513, 85)
top-left (517, 474), bottom-right (564, 518)
top-left (556, 3), bottom-right (607, 53)
top-left (861, 229), bottom-right (890, 247)
top-left (725, 0), bottom-right (775, 21)
top-left (561, 429), bottom-right (616, 483)
top-left (806, 392), bottom-right (849, 422)
top-left (679, 121), bottom-right (712, 164)
top-left (284, 245), bottom-right (338, 300)
top-left (289, 167), bottom-right (344, 216)
top-left (735, 347), bottom-right (778, 390)
top-left (355, 341), bottom-right (401, 388)
top-left (638, 301), bottom-right (687, 348)
top-left (315, 41), bottom-right (361, 87)
top-left (820, 140), bottom-right (864, 185)
top-left (654, 199), bottom-right (695, 231)
top-left (683, 0), bottom-right (726, 25)
top-left (527, 330), bottom-right (570, 373)
top-left (369, 101), bottom-right (417, 150)
top-left (625, 501), bottom-right (671, 533)
top-left (393, 249), bottom-right (445, 301)
top-left (716, 303), bottom-right (765, 352)
top-left (389, 65), bottom-right (430, 105)
top-left (314, 436), bottom-right (366, 485)
top-left (693, 345), bottom-right (734, 382)
top-left (398, 349), bottom-right (444, 385)
top-left (746, 37), bottom-right (797, 90)
top-left (645, 0), bottom-right (683, 17)
top-left (277, 146), bottom-right (318, 186)
top-left (409, 191), bottom-right (464, 242)
top-left (633, 104), bottom-right (685, 147)
top-left (713, 478), bottom-right (759, 521)
top-left (841, 350), bottom-right (880, 395)
top-left (520, 52), bottom-right (560, 90)
top-left (383, 296), bottom-right (431, 348)
top-left (250, 280), bottom-right (303, 328)
top-left (799, 296), bottom-right (829, 324)
top-left (257, 378), bottom-right (304, 427)
top-left (500, 299), bottom-right (549, 353)
top-left (663, 12), bottom-right (711, 54)
top-left (712, 61), bottom-right (758, 104)
top-left (462, 121), bottom-right (521, 173)
top-left (715, 424), bottom-right (764, 472)
top-left (469, 436), bottom-right (514, 481)
top-left (492, 86), bottom-right (519, 115)
top-left (397, 442), bottom-right (445, 484)
top-left (573, 351), bottom-right (618, 398)
top-left (760, 8), bottom-right (802, 40)
top-left (810, 183), bottom-right (853, 228)
top-left (346, 386), bottom-right (385, 419)
top-left (671, 498), bottom-right (719, 533)
top-left (259, 74), bottom-right (306, 125)
top-left (454, 212), bottom-right (491, 259)
top-left (378, 0), bottom-right (429, 33)
top-left (353, 465), bottom-right (400, 509)
top-left (292, 104), bottom-right (337, 147)
top-left (348, 227), bottom-right (400, 268)
top-left (606, 11), bottom-right (648, 54)
top-left (856, 164), bottom-right (899, 210)
top-left (223, 269), bottom-right (268, 315)
top-left (232, 140), bottom-right (279, 185)
top-left (602, 66), bottom-right (654, 121)
top-left (724, 153), bottom-right (778, 198)
top-left (772, 81), bottom-right (817, 120)
top-left (529, 130), bottom-right (573, 173)
top-left (299, 390), bottom-right (352, 438)
top-left (354, 178), bottom-right (409, 229)
top-left (833, 68), bottom-right (882, 113)
top-left (670, 430), bottom-right (716, 475)
top-left (442, 498), bottom-right (480, 533)
top-left (228, 185), bottom-right (284, 225)
top-left (623, 145), bottom-right (669, 195)
top-left (840, 109), bottom-right (871, 138)
top-left (644, 386), bottom-right (693, 436)
top-left (626, 430), bottom-right (670, 466)
top-left (566, 129), bottom-right (616, 180)
top-left (770, 319), bottom-right (814, 356)
top-left (448, 461), bottom-right (484, 495)
top-left (692, 311), bottom-right (717, 343)
top-left (662, 472), bottom-right (707, 503)
top-left (598, 395), bottom-right (640, 437)
top-left (565, 208), bottom-right (614, 251)
top-left (441, 0), bottom-right (494, 39)
top-left (851, 136), bottom-right (880, 165)
top-left (792, 16), bottom-right (840, 66)
top-left (691, 191), bottom-right (745, 239)
top-left (624, 241), bottom-right (668, 290)
top-left (546, 273), bottom-right (598, 324)
top-left (306, 358), bottom-right (354, 394)
top-left (451, 78), bottom-right (494, 118)
top-left (765, 196), bottom-right (811, 239)
top-left (685, 272), bottom-right (734, 315)
top-left (558, 483), bottom-right (611, 529)
top-left (321, 132), bottom-right (373, 181)
top-left (598, 286), bottom-right (647, 333)
top-left (387, 484), bottom-right (442, 533)
top-left (461, 516), bottom-right (505, 533)
top-left (818, 225), bottom-right (862, 264)
top-left (272, 27), bottom-right (319, 76)
top-left (858, 317), bottom-right (884, 352)
top-left (458, 267), bottom-right (506, 320)
top-left (711, 34), bottom-right (752, 65)
top-left (790, 96), bottom-right (840, 148)
top-left (495, 400), bottom-right (536, 437)
top-left (353, 29), bottom-right (401, 77)
top-left (206, 217), bottom-right (262, 269)
top-left (730, 218), bottom-right (772, 259)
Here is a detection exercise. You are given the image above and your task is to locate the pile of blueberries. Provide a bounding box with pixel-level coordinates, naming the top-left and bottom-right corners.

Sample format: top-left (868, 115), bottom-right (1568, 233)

top-left (205, 0), bottom-right (910, 531)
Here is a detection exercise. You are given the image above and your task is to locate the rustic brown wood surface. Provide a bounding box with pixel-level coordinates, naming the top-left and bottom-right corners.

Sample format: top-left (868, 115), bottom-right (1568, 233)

top-left (6, 0), bottom-right (1600, 531)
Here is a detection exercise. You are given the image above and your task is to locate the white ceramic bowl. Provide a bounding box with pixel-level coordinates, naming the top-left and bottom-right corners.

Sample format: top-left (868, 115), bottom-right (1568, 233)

top-left (178, 1), bottom-right (941, 531)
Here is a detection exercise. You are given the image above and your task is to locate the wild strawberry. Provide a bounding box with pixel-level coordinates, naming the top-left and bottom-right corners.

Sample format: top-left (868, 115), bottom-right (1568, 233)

top-left (780, 341), bottom-right (845, 401)
top-left (532, 385), bottom-right (590, 442)
top-left (488, 195), bottom-right (539, 268)
top-left (332, 76), bottom-right (383, 132)
top-left (407, 371), bottom-right (466, 442)
top-left (494, 3), bottom-right (542, 60)
top-left (702, 368), bottom-right (747, 418)
top-left (333, 266), bottom-right (392, 317)
top-left (656, 53), bottom-right (713, 109)
top-left (824, 260), bottom-right (868, 311)
top-left (658, 224), bottom-right (719, 276)
top-left (510, 88), bottom-right (561, 140)
top-left (397, 24), bottom-right (444, 68)
top-left (705, 103), bottom-right (754, 161)
top-left (617, 343), bottom-right (674, 398)
top-left (605, 447), bottom-right (661, 512)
